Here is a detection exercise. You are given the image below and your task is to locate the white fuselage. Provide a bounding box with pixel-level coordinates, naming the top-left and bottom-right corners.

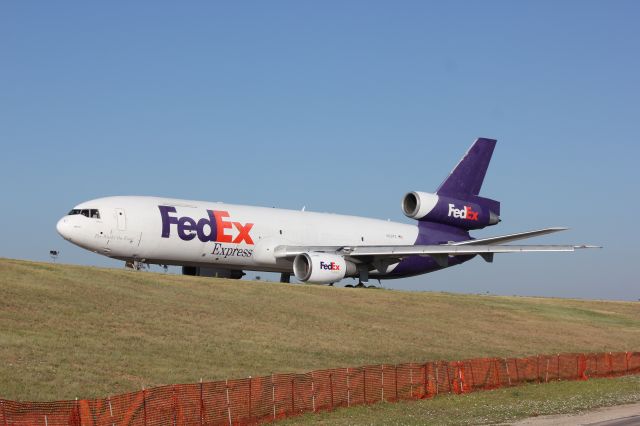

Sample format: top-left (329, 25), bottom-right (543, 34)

top-left (56, 196), bottom-right (419, 276)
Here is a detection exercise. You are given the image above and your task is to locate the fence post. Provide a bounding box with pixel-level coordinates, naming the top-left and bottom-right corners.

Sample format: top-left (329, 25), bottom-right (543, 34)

top-left (545, 358), bottom-right (550, 383)
top-left (381, 365), bottom-right (385, 402)
top-left (493, 359), bottom-right (501, 387)
top-left (329, 372), bottom-right (334, 410)
top-left (142, 387), bottom-right (148, 426)
top-left (248, 376), bottom-right (252, 422)
top-left (225, 379), bottom-right (232, 426)
top-left (172, 385), bottom-right (178, 426)
top-left (504, 358), bottom-right (511, 386)
top-left (423, 363), bottom-right (428, 398)
top-left (609, 352), bottom-right (613, 376)
top-left (395, 365), bottom-right (398, 401)
top-left (626, 352), bottom-right (630, 375)
top-left (513, 358), bottom-right (520, 383)
top-left (199, 379), bottom-right (204, 426)
top-left (73, 397), bottom-right (78, 426)
top-left (291, 377), bottom-right (295, 414)
top-left (447, 362), bottom-right (454, 392)
top-left (557, 354), bottom-right (561, 380)
top-left (580, 353), bottom-right (588, 380)
top-left (1, 400), bottom-right (6, 426)
top-left (458, 362), bottom-right (466, 393)
top-left (363, 368), bottom-right (367, 404)
top-left (409, 367), bottom-right (414, 399)
top-left (468, 361), bottom-right (476, 390)
top-left (537, 355), bottom-right (541, 383)
top-left (435, 364), bottom-right (439, 395)
top-left (108, 396), bottom-right (115, 426)
top-left (346, 368), bottom-right (350, 407)
top-left (311, 372), bottom-right (316, 412)
top-left (271, 373), bottom-right (276, 420)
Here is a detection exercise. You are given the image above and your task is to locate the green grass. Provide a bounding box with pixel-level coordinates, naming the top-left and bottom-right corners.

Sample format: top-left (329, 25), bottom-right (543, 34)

top-left (1, 258), bottom-right (639, 402)
top-left (281, 375), bottom-right (640, 425)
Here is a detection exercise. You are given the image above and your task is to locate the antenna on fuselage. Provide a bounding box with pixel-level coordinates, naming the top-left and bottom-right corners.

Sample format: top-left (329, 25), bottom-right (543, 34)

top-left (49, 250), bottom-right (59, 262)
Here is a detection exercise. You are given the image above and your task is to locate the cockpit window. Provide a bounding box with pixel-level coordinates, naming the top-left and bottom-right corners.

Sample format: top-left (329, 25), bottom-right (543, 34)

top-left (68, 208), bottom-right (100, 219)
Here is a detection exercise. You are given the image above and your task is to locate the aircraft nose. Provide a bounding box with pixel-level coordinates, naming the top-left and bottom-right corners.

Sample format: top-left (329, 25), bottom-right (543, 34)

top-left (56, 217), bottom-right (72, 240)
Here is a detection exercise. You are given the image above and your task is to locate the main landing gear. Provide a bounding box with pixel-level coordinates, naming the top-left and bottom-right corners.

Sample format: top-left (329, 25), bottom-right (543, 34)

top-left (345, 269), bottom-right (378, 288)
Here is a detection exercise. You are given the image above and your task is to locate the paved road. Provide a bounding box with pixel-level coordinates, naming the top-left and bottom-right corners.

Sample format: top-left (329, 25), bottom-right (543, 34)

top-left (513, 402), bottom-right (640, 425)
top-left (589, 415), bottom-right (640, 426)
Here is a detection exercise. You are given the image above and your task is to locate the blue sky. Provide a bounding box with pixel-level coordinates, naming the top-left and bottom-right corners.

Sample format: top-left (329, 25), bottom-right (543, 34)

top-left (1, 2), bottom-right (637, 299)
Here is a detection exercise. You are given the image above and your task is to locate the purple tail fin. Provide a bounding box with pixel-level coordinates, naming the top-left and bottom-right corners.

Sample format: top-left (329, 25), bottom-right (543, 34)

top-left (436, 138), bottom-right (496, 197)
top-left (436, 138), bottom-right (500, 215)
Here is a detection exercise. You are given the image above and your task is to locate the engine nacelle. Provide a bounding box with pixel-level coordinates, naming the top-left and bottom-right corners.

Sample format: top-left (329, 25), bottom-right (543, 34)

top-left (182, 266), bottom-right (245, 279)
top-left (293, 252), bottom-right (355, 284)
top-left (402, 191), bottom-right (500, 230)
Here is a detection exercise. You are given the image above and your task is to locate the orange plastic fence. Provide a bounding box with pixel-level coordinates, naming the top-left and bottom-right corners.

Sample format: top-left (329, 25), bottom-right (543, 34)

top-left (1, 351), bottom-right (638, 425)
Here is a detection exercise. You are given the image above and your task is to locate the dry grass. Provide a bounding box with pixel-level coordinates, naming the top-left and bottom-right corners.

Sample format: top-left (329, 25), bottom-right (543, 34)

top-left (1, 258), bottom-right (639, 401)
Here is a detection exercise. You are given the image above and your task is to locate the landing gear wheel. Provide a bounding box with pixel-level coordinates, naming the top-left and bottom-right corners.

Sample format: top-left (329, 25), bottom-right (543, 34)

top-left (355, 282), bottom-right (366, 288)
top-left (345, 284), bottom-right (354, 288)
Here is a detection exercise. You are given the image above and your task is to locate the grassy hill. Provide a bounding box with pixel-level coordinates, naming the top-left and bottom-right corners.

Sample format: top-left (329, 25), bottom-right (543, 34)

top-left (1, 258), bottom-right (639, 402)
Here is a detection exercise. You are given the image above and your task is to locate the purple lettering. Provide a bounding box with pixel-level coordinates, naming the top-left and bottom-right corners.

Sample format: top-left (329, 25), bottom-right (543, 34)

top-left (196, 210), bottom-right (217, 242)
top-left (178, 216), bottom-right (197, 241)
top-left (159, 206), bottom-right (178, 238)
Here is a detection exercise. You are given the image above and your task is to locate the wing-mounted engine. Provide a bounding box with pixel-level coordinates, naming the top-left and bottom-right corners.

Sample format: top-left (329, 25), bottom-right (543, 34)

top-left (402, 191), bottom-right (500, 230)
top-left (293, 252), bottom-right (357, 284)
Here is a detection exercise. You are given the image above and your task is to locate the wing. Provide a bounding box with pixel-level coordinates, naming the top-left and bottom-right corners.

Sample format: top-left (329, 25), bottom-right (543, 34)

top-left (273, 227), bottom-right (599, 268)
top-left (451, 227), bottom-right (569, 245)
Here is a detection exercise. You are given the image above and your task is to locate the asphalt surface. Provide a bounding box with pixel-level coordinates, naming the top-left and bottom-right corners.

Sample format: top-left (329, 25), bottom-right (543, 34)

top-left (513, 402), bottom-right (640, 425)
top-left (588, 415), bottom-right (640, 426)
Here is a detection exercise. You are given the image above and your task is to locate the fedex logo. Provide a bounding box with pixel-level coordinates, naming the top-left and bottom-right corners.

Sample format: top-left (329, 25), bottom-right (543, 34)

top-left (159, 206), bottom-right (254, 244)
top-left (447, 203), bottom-right (479, 221)
top-left (320, 261), bottom-right (340, 271)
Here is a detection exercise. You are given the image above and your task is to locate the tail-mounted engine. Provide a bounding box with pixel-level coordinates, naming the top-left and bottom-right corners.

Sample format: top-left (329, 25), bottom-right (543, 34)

top-left (402, 191), bottom-right (500, 230)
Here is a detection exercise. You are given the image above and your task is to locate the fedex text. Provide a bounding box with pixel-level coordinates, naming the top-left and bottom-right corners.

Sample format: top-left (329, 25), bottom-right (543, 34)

top-left (447, 203), bottom-right (479, 221)
top-left (159, 206), bottom-right (254, 244)
top-left (319, 261), bottom-right (340, 271)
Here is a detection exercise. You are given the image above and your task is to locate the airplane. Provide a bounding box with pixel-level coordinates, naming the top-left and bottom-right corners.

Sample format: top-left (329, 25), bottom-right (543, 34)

top-left (56, 138), bottom-right (597, 287)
